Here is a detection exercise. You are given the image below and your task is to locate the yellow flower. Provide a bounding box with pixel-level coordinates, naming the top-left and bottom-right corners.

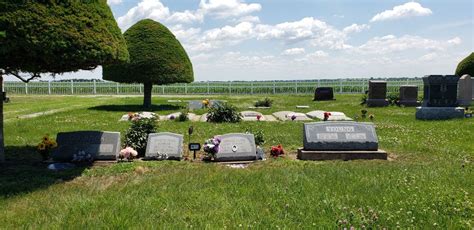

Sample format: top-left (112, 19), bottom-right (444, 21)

top-left (43, 135), bottom-right (50, 142)
top-left (37, 143), bottom-right (46, 151)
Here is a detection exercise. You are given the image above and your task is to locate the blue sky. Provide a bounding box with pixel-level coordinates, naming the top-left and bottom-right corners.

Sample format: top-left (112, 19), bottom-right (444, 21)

top-left (10, 0), bottom-right (472, 81)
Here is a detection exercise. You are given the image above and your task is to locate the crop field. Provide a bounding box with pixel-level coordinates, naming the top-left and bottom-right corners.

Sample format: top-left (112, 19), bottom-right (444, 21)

top-left (5, 78), bottom-right (424, 95)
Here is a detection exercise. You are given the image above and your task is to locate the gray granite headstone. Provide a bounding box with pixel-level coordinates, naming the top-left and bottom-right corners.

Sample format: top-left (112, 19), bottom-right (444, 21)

top-left (215, 133), bottom-right (256, 162)
top-left (145, 132), bottom-right (183, 160)
top-left (458, 74), bottom-right (472, 107)
top-left (188, 100), bottom-right (204, 110)
top-left (51, 131), bottom-right (120, 162)
top-left (367, 80), bottom-right (389, 107)
top-left (303, 122), bottom-right (378, 151)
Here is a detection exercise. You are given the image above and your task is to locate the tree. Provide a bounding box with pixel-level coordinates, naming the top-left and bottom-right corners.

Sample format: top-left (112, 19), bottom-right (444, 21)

top-left (0, 0), bottom-right (129, 162)
top-left (456, 53), bottom-right (474, 77)
top-left (103, 19), bottom-right (194, 109)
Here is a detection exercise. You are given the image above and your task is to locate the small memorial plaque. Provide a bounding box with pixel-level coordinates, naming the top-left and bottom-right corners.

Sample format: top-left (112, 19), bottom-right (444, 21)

top-left (303, 122), bottom-right (378, 151)
top-left (215, 133), bottom-right (256, 162)
top-left (51, 131), bottom-right (120, 161)
top-left (145, 132), bottom-right (183, 160)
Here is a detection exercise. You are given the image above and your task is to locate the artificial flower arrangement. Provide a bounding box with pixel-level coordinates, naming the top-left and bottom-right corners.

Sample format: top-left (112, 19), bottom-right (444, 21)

top-left (202, 99), bottom-right (210, 108)
top-left (360, 109), bottom-right (368, 119)
top-left (37, 135), bottom-right (58, 160)
top-left (323, 112), bottom-right (332, 121)
top-left (72, 150), bottom-right (93, 163)
top-left (290, 114), bottom-right (297, 121)
top-left (127, 112), bottom-right (157, 121)
top-left (270, 144), bottom-right (285, 157)
top-left (369, 114), bottom-right (375, 121)
top-left (203, 136), bottom-right (221, 159)
top-left (118, 147), bottom-right (138, 162)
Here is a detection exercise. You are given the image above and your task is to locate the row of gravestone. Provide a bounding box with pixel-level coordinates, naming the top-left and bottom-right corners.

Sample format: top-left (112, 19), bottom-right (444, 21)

top-left (51, 121), bottom-right (387, 163)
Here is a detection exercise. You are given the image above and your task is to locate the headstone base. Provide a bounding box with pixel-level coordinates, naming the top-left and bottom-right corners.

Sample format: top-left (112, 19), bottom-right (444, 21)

top-left (297, 148), bottom-right (387, 161)
top-left (366, 99), bottom-right (389, 107)
top-left (399, 100), bottom-right (421, 107)
top-left (415, 107), bottom-right (465, 120)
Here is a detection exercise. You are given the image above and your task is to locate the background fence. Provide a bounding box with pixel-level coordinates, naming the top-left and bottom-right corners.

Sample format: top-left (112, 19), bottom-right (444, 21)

top-left (4, 78), bottom-right (423, 95)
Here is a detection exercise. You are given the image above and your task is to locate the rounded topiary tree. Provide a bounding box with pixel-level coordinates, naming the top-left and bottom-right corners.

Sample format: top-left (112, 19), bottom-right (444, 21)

top-left (0, 0), bottom-right (129, 75)
top-left (0, 0), bottom-right (129, 161)
top-left (455, 53), bottom-right (474, 77)
top-left (103, 19), bottom-right (194, 109)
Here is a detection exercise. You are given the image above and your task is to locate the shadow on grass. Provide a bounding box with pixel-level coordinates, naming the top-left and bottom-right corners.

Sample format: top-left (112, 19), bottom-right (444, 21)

top-left (88, 104), bottom-right (184, 112)
top-left (0, 146), bottom-right (88, 198)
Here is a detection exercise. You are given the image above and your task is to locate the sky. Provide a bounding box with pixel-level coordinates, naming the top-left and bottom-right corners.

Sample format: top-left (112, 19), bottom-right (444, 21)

top-left (7, 0), bottom-right (473, 82)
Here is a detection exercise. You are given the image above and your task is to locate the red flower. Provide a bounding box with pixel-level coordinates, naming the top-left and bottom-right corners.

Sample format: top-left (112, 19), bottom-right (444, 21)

top-left (270, 144), bottom-right (285, 157)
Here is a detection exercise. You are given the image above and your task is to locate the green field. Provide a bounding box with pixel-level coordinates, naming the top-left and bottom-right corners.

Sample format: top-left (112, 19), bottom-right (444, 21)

top-left (0, 95), bottom-right (472, 228)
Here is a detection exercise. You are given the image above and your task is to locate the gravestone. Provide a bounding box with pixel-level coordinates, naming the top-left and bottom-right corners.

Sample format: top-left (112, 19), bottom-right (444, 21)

top-left (399, 85), bottom-right (420, 106)
top-left (215, 133), bottom-right (256, 162)
top-left (272, 111), bottom-right (312, 121)
top-left (51, 131), bottom-right (120, 162)
top-left (416, 75), bottom-right (465, 120)
top-left (313, 87), bottom-right (334, 101)
top-left (306, 110), bottom-right (352, 121)
top-left (240, 111), bottom-right (265, 121)
top-left (188, 100), bottom-right (204, 110)
top-left (145, 132), bottom-right (183, 160)
top-left (458, 74), bottom-right (472, 107)
top-left (366, 80), bottom-right (389, 107)
top-left (297, 122), bottom-right (387, 161)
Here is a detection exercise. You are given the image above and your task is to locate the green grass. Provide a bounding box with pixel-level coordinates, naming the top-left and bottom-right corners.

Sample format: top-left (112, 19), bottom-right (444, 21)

top-left (0, 94), bottom-right (473, 228)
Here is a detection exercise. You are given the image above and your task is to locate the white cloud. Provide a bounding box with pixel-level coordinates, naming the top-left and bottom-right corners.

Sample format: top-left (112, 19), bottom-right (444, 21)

top-left (107, 0), bottom-right (122, 5)
top-left (355, 35), bottom-right (461, 54)
top-left (447, 37), bottom-right (462, 45)
top-left (167, 10), bottom-right (204, 24)
top-left (282, 48), bottom-right (305, 55)
top-left (255, 17), bottom-right (350, 50)
top-left (187, 22), bottom-right (255, 51)
top-left (419, 52), bottom-right (438, 61)
top-left (199, 0), bottom-right (262, 19)
top-left (117, 0), bottom-right (171, 30)
top-left (371, 2), bottom-right (432, 22)
top-left (343, 24), bottom-right (370, 34)
top-left (236, 15), bottom-right (261, 23)
top-left (307, 50), bottom-right (329, 58)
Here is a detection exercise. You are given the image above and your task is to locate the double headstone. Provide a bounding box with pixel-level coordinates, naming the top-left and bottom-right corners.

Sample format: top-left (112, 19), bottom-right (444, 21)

top-left (51, 131), bottom-right (120, 162)
top-left (214, 133), bottom-right (257, 162)
top-left (145, 132), bottom-right (184, 160)
top-left (457, 74), bottom-right (472, 107)
top-left (399, 85), bottom-right (420, 106)
top-left (297, 122), bottom-right (387, 161)
top-left (313, 87), bottom-right (334, 101)
top-left (416, 75), bottom-right (465, 120)
top-left (366, 80), bottom-right (389, 107)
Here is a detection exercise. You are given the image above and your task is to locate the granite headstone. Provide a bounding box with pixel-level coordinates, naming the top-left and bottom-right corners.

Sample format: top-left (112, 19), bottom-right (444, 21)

top-left (366, 80), bottom-right (389, 107)
top-left (298, 122), bottom-right (387, 160)
top-left (215, 133), bottom-right (256, 162)
top-left (51, 131), bottom-right (120, 162)
top-left (399, 85), bottom-right (420, 106)
top-left (458, 74), bottom-right (472, 107)
top-left (416, 75), bottom-right (465, 120)
top-left (145, 132), bottom-right (183, 160)
top-left (313, 87), bottom-right (334, 101)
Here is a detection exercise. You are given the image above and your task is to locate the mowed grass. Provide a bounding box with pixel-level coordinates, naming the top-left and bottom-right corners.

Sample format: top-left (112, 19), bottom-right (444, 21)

top-left (0, 94), bottom-right (472, 229)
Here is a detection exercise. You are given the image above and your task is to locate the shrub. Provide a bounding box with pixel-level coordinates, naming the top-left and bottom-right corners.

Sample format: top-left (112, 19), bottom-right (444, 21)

top-left (387, 92), bottom-right (399, 106)
top-left (206, 103), bottom-right (242, 123)
top-left (254, 98), bottom-right (273, 107)
top-left (124, 118), bottom-right (157, 157)
top-left (176, 109), bottom-right (189, 122)
top-left (455, 52), bottom-right (474, 77)
top-left (246, 128), bottom-right (265, 146)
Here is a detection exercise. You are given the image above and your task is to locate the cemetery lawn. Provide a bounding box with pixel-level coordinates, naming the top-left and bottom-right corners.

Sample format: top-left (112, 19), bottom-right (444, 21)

top-left (1, 95), bottom-right (473, 229)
